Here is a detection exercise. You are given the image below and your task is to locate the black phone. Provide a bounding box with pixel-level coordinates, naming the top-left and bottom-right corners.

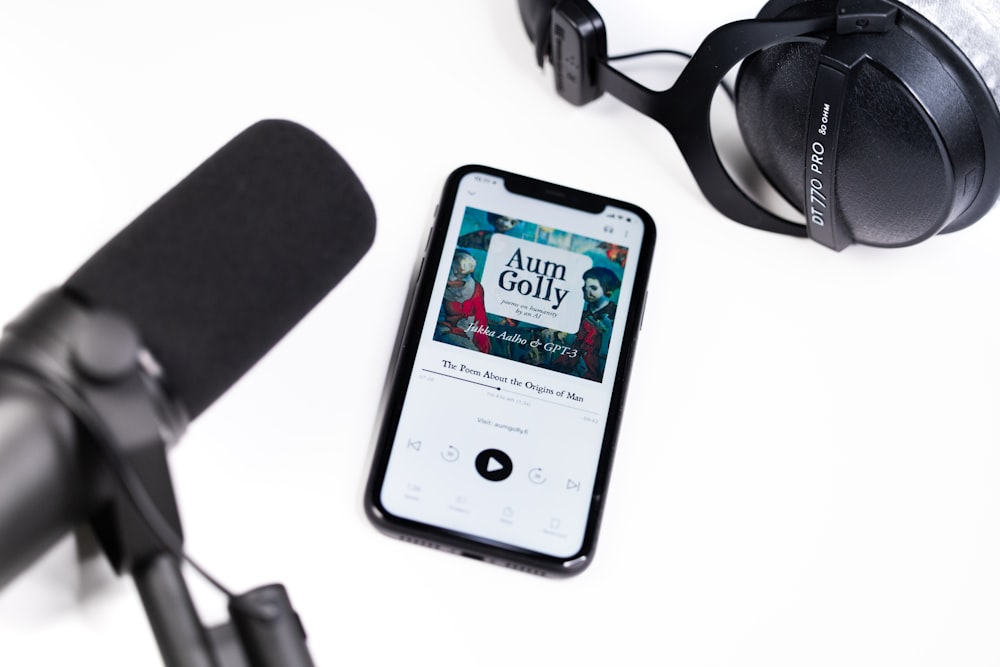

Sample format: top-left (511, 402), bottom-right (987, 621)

top-left (365, 165), bottom-right (656, 576)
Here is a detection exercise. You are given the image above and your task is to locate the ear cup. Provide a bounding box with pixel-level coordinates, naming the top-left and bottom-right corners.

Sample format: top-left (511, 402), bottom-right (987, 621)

top-left (735, 0), bottom-right (1000, 247)
top-left (737, 39), bottom-right (976, 246)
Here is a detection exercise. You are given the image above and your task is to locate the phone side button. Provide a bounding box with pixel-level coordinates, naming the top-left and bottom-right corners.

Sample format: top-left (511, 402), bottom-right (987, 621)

top-left (424, 224), bottom-right (435, 252)
top-left (638, 290), bottom-right (648, 331)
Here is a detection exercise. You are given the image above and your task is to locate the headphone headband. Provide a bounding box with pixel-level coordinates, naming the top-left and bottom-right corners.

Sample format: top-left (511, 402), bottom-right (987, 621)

top-left (518, 0), bottom-right (1000, 250)
top-left (595, 15), bottom-right (841, 241)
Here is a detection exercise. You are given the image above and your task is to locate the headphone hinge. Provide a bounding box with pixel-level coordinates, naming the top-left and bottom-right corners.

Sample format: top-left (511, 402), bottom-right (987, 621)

top-left (549, 0), bottom-right (607, 106)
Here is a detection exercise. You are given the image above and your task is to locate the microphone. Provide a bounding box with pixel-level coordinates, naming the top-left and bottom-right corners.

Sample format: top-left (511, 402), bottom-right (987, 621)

top-left (66, 118), bottom-right (376, 420)
top-left (0, 119), bottom-right (375, 664)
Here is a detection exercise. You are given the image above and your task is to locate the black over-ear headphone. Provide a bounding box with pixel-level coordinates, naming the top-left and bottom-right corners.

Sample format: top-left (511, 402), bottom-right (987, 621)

top-left (518, 0), bottom-right (1000, 251)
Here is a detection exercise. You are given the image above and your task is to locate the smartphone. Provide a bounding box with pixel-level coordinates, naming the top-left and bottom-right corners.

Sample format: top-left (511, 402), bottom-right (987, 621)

top-left (365, 165), bottom-right (655, 576)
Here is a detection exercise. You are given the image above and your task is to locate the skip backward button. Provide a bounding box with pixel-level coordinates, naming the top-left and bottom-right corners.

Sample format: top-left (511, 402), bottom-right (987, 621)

top-left (475, 448), bottom-right (513, 482)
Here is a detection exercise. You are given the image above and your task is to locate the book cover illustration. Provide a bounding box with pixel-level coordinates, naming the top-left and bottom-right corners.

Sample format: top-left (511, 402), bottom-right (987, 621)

top-left (434, 207), bottom-right (629, 383)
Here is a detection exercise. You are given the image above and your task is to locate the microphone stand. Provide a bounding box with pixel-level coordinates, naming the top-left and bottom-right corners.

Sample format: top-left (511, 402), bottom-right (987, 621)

top-left (0, 291), bottom-right (315, 667)
top-left (135, 555), bottom-right (314, 667)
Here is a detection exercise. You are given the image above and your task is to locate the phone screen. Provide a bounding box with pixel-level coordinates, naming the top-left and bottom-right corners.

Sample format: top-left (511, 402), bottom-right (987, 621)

top-left (369, 166), bottom-right (654, 572)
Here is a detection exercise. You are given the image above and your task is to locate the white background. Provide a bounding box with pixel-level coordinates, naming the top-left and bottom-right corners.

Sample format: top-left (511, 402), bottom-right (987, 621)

top-left (1, 2), bottom-right (999, 665)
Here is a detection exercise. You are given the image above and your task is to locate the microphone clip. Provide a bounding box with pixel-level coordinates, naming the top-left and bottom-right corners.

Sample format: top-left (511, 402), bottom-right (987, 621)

top-left (0, 289), bottom-right (188, 573)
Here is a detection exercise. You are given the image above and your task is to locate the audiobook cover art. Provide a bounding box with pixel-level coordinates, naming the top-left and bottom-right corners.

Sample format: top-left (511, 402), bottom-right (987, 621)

top-left (434, 207), bottom-right (629, 382)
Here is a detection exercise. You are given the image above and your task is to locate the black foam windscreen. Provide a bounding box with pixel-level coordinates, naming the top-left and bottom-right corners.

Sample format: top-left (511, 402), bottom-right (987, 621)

top-left (65, 119), bottom-right (376, 419)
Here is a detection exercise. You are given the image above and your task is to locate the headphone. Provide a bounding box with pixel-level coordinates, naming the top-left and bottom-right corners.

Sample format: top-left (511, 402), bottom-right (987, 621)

top-left (518, 0), bottom-right (1000, 250)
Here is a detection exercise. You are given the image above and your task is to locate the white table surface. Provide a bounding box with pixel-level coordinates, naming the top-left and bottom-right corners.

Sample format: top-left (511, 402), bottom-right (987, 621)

top-left (1, 1), bottom-right (999, 665)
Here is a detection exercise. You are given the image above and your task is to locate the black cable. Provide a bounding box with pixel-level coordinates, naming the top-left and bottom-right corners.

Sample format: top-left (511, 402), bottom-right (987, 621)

top-left (607, 47), bottom-right (696, 62)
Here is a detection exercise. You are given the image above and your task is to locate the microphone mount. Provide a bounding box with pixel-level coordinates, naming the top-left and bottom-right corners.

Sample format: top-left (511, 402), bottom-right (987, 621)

top-left (0, 290), bottom-right (314, 667)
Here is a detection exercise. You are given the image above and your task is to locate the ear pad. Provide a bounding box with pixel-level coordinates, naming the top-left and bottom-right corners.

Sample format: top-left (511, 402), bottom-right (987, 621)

top-left (735, 0), bottom-right (1000, 247)
top-left (905, 0), bottom-right (1000, 106)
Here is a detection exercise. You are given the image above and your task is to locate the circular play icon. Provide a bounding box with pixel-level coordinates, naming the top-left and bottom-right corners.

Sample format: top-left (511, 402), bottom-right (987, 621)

top-left (474, 448), bottom-right (513, 482)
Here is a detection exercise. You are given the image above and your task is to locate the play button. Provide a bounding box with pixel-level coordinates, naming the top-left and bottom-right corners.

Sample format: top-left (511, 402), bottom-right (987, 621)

top-left (475, 448), bottom-right (513, 482)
